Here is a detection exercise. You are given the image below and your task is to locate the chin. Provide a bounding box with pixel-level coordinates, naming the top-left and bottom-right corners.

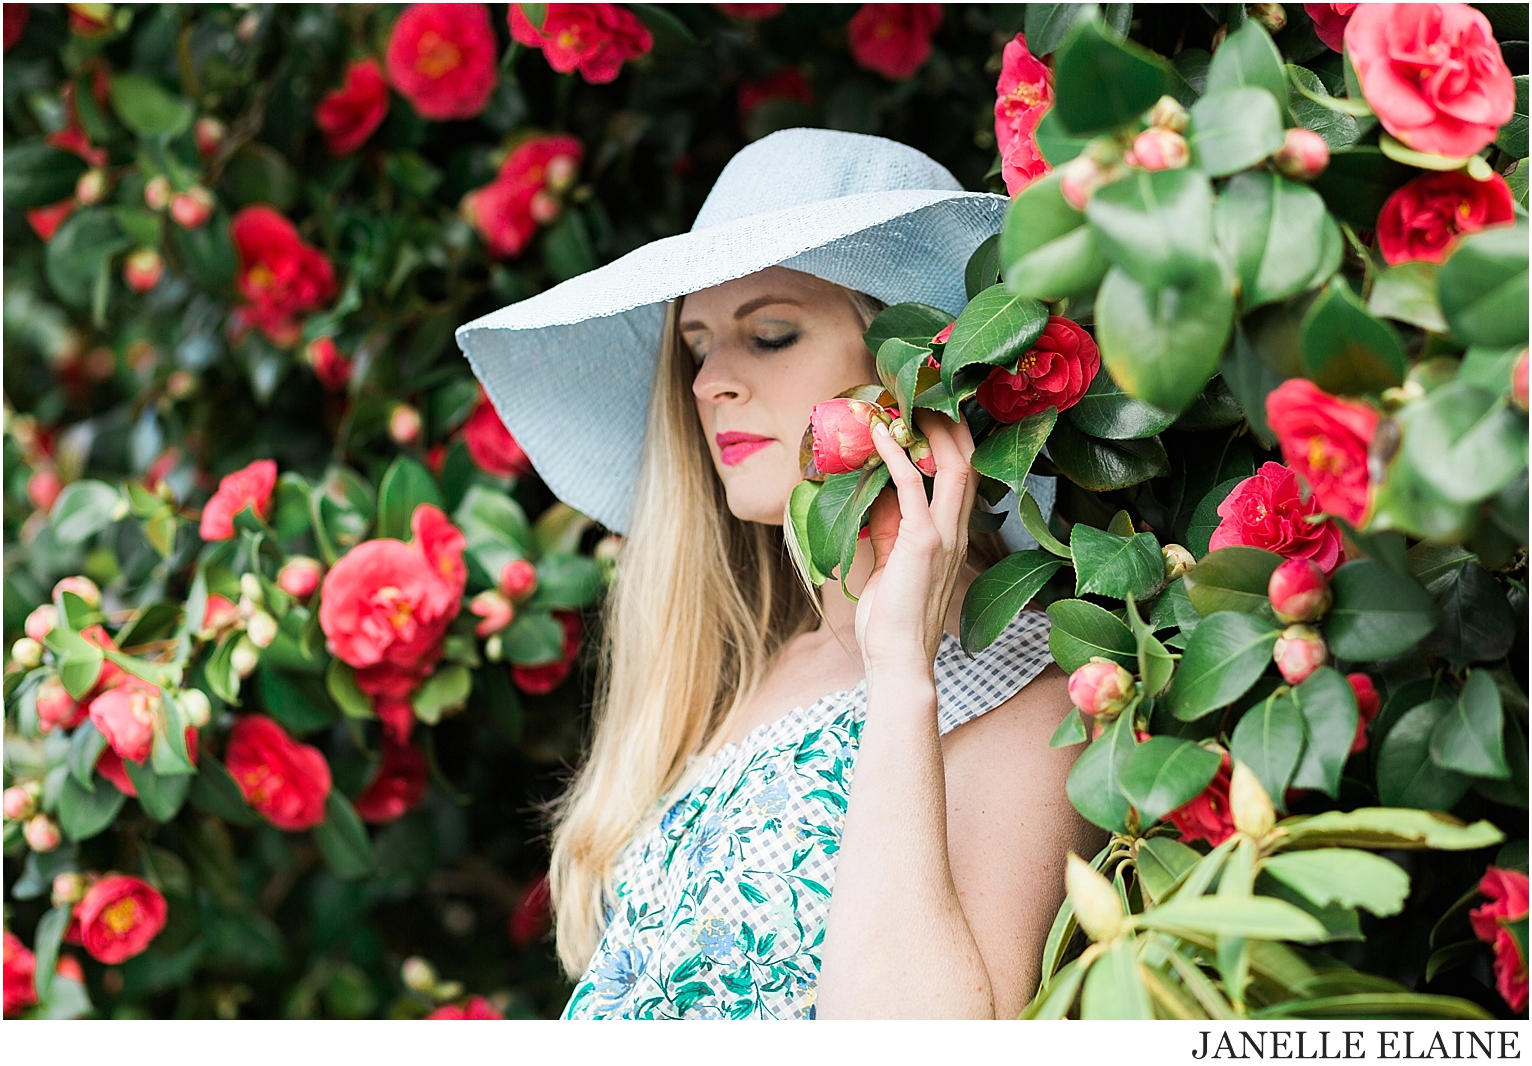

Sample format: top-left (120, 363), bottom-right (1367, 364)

top-left (721, 480), bottom-right (791, 526)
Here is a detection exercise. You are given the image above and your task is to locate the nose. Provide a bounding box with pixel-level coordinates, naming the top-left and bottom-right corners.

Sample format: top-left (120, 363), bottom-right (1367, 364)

top-left (690, 344), bottom-right (751, 407)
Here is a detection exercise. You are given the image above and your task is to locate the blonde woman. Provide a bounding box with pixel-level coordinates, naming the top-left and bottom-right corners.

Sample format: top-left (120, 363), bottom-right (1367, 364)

top-left (457, 128), bottom-right (1099, 1019)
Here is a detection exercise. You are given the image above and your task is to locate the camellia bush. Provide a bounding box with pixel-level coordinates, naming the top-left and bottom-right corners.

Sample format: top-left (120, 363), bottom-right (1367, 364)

top-left (2, 1), bottom-right (1527, 1022)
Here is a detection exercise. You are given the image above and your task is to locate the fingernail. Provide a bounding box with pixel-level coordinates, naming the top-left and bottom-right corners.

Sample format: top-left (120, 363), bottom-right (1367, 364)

top-left (873, 422), bottom-right (889, 437)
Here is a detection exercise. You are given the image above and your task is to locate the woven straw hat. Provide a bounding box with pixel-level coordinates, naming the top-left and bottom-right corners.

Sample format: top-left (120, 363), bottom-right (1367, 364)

top-left (456, 127), bottom-right (1053, 537)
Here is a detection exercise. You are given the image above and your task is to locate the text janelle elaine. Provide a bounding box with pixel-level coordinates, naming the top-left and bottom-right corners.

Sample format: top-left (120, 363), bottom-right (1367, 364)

top-left (1192, 1031), bottom-right (1522, 1060)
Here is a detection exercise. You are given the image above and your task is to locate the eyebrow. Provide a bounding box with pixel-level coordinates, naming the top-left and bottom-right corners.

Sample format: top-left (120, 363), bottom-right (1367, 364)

top-left (679, 295), bottom-right (802, 332)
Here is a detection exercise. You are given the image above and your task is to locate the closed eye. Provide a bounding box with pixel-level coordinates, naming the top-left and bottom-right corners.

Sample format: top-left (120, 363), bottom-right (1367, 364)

top-left (755, 332), bottom-right (799, 351)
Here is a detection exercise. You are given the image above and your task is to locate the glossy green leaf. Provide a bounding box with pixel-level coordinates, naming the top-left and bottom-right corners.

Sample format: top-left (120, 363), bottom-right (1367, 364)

top-left (123, 759), bottom-right (191, 823)
top-left (1185, 476), bottom-right (1245, 559)
top-left (1181, 545), bottom-right (1283, 620)
top-left (1071, 523), bottom-right (1164, 601)
top-left (1046, 598), bottom-right (1139, 673)
top-left (1377, 700), bottom-right (1472, 810)
top-left (1299, 278), bottom-right (1407, 394)
top-left (1262, 850), bottom-right (1410, 917)
top-left (971, 408), bottom-right (1056, 499)
top-left (58, 773), bottom-right (125, 841)
top-left (1024, 3), bottom-right (1098, 56)
top-left (1087, 168), bottom-right (1216, 288)
top-left (1251, 993), bottom-right (1492, 1020)
top-left (1456, 345), bottom-right (1523, 397)
top-left (1168, 611), bottom-right (1280, 721)
top-left (1289, 667), bottom-right (1359, 798)
top-left (1137, 837), bottom-right (1203, 904)
top-left (1050, 708), bottom-right (1090, 748)
top-left (1066, 707), bottom-right (1137, 832)
top-left (1401, 381), bottom-right (1529, 505)
top-left (1034, 108), bottom-right (1093, 168)
top-left (1049, 413), bottom-right (1171, 491)
top-left (1051, 19), bottom-right (1174, 135)
top-left (1230, 690), bottom-right (1305, 810)
top-left (831, 464), bottom-right (892, 593)
top-left (324, 660), bottom-right (374, 721)
top-left (806, 471), bottom-right (860, 580)
top-left (376, 457), bottom-right (443, 541)
top-left (67, 722), bottom-right (107, 791)
top-left (785, 479), bottom-right (826, 586)
top-left (1118, 736), bottom-right (1221, 823)
top-left (1273, 807), bottom-right (1503, 852)
top-left (940, 286), bottom-right (1048, 395)
top-left (3, 143), bottom-right (87, 209)
top-left (1205, 20), bottom-right (1287, 110)
top-left (1286, 65), bottom-right (1362, 150)
top-left (1008, 223), bottom-right (1109, 302)
top-left (1438, 222), bottom-right (1529, 349)
top-left (1000, 172), bottom-right (1083, 275)
top-left (965, 234), bottom-right (1003, 299)
top-left (1018, 489), bottom-right (1072, 558)
top-left (1417, 560), bottom-right (1517, 667)
top-left (864, 303), bottom-right (951, 362)
top-left (186, 752), bottom-right (260, 826)
top-left (1188, 86), bottom-right (1285, 177)
top-left (1215, 172), bottom-right (1341, 310)
top-left (1325, 559), bottom-right (1441, 661)
top-left (110, 73), bottom-right (195, 138)
top-left (45, 625), bottom-right (105, 700)
top-left (1066, 366), bottom-right (1177, 440)
top-left (314, 791), bottom-right (376, 880)
top-left (961, 550), bottom-right (1065, 653)
top-left (1428, 670), bottom-right (1509, 780)
top-left (1081, 938), bottom-right (1154, 1019)
top-left (1126, 594), bottom-right (1176, 697)
top-left (1138, 894), bottom-right (1328, 941)
top-left (1094, 265), bottom-right (1235, 414)
top-left (875, 338), bottom-right (931, 421)
top-left (31, 905), bottom-right (71, 1003)
top-left (45, 208), bottom-right (130, 311)
top-left (412, 663), bottom-right (472, 725)
top-left (1367, 261), bottom-right (1448, 333)
top-left (1496, 75), bottom-right (1529, 157)
top-left (502, 610), bottom-right (565, 664)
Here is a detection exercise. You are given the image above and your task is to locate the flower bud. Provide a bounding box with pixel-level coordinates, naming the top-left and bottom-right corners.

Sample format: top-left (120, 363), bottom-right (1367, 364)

top-left (484, 633), bottom-right (504, 662)
top-left (1229, 759), bottom-right (1276, 838)
top-left (169, 187), bottom-right (214, 229)
top-left (498, 559), bottom-right (538, 603)
top-left (545, 155), bottom-right (579, 194)
top-left (56, 955), bottom-right (85, 984)
top-left (51, 871), bottom-right (87, 907)
top-left (470, 590), bottom-right (515, 638)
top-left (305, 337), bottom-right (352, 393)
top-left (1272, 127), bottom-right (1330, 181)
top-left (1058, 154), bottom-right (1112, 211)
top-left (1273, 624), bottom-right (1328, 685)
top-left (54, 576), bottom-right (101, 608)
top-left (1267, 558), bottom-right (1332, 624)
top-left (1162, 543), bottom-right (1196, 581)
top-left (1067, 658), bottom-right (1137, 719)
top-left (166, 369), bottom-right (197, 399)
top-left (1512, 350), bottom-right (1528, 412)
top-left (36, 676), bottom-right (80, 733)
top-left (10, 637), bottom-right (44, 670)
top-left (529, 189), bottom-right (561, 225)
top-left (1248, 3), bottom-right (1287, 34)
top-left (401, 956), bottom-right (437, 994)
top-left (194, 116), bottom-right (226, 159)
top-left (199, 594), bottom-right (241, 639)
top-left (75, 168), bottom-right (107, 205)
top-left (3, 783), bottom-right (38, 821)
top-left (66, 3), bottom-right (114, 36)
top-left (144, 175), bottom-right (173, 211)
top-left (807, 398), bottom-right (891, 477)
top-left (277, 556), bottom-right (323, 600)
top-left (123, 249), bottom-right (164, 293)
top-left (231, 636), bottom-right (260, 678)
top-left (1065, 852), bottom-right (1128, 942)
top-left (179, 687), bottom-right (212, 728)
top-left (1126, 127), bottom-right (1190, 171)
top-left (24, 814), bottom-right (62, 852)
top-left (240, 572), bottom-right (265, 609)
top-left (1146, 94), bottom-right (1189, 133)
top-left (389, 404), bottom-right (422, 446)
top-left (28, 469), bottom-right (63, 513)
top-left (245, 611), bottom-right (278, 649)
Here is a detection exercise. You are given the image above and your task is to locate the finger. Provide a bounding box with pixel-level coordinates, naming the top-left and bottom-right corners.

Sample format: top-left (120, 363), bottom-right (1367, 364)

top-left (865, 484), bottom-right (900, 572)
top-left (871, 422), bottom-right (937, 539)
top-left (914, 412), bottom-right (975, 538)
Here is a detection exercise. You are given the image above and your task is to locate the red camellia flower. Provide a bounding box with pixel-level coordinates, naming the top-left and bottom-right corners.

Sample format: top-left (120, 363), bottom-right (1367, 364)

top-left (1210, 462), bottom-right (1345, 574)
top-left (715, 3), bottom-right (784, 19)
top-left (994, 33), bottom-right (1054, 197)
top-left (1346, 4), bottom-right (1515, 159)
top-left (1303, 3), bottom-right (1357, 52)
top-left (3, 929), bottom-right (37, 1018)
top-left (512, 610), bottom-right (584, 695)
top-left (508, 871), bottom-right (553, 949)
top-left (1165, 750), bottom-right (1236, 847)
top-left (847, 3), bottom-right (943, 81)
top-left (509, 3), bottom-right (653, 85)
top-left (1471, 866), bottom-right (1530, 1013)
top-left (230, 206), bottom-right (337, 346)
top-left (88, 678), bottom-right (161, 766)
top-left (975, 316), bottom-right (1100, 424)
top-left (387, 4), bottom-right (497, 120)
top-left (199, 458), bottom-right (278, 542)
top-left (4, 4), bottom-right (29, 52)
top-left (225, 714), bottom-right (332, 831)
top-left (315, 58), bottom-right (390, 156)
top-left (73, 874), bottom-right (168, 964)
top-left (26, 199), bottom-right (76, 243)
top-left (1376, 170), bottom-right (1516, 266)
top-left (1265, 379), bottom-right (1380, 527)
top-left (738, 66), bottom-right (816, 122)
top-left (463, 133), bottom-right (585, 259)
top-left (462, 391), bottom-right (534, 479)
top-left (427, 995), bottom-right (504, 1019)
top-left (353, 740), bottom-right (429, 824)
top-left (306, 336), bottom-right (353, 392)
top-left (1347, 672), bottom-right (1381, 754)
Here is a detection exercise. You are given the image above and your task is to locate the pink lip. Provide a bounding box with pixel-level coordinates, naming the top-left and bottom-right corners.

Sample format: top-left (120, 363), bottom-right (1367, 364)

top-left (716, 431), bottom-right (774, 466)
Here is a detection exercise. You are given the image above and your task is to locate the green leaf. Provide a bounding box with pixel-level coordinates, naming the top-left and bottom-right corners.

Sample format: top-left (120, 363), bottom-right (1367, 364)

top-left (1429, 670), bottom-right (1509, 780)
top-left (863, 302), bottom-right (952, 357)
top-left (57, 773), bottom-right (125, 841)
top-left (110, 73), bottom-right (194, 138)
top-left (1024, 3), bottom-right (1098, 56)
top-left (186, 753), bottom-right (260, 825)
top-left (1299, 277), bottom-right (1407, 394)
top-left (1118, 736), bottom-right (1221, 823)
top-left (1066, 707), bottom-right (1137, 832)
top-left (1050, 708), bottom-right (1090, 748)
top-left (1008, 223), bottom-right (1109, 303)
top-left (1251, 993), bottom-right (1491, 1020)
top-left (1325, 559), bottom-right (1441, 661)
top-left (411, 663), bottom-right (472, 725)
top-left (1185, 476), bottom-right (1246, 559)
top-left (939, 287), bottom-right (1048, 396)
top-left (1262, 849), bottom-right (1410, 917)
top-left (1367, 261), bottom-right (1448, 333)
top-left (1377, 700), bottom-right (1472, 810)
top-left (1215, 172), bottom-right (1341, 311)
top-left (1034, 108), bottom-right (1093, 168)
top-left (1310, 147), bottom-right (1415, 230)
top-left (1018, 489), bottom-right (1072, 558)
top-left (31, 905), bottom-right (72, 1003)
top-left (1126, 593), bottom-right (1176, 697)
top-left (960, 550), bottom-right (1065, 653)
top-left (1182, 545), bottom-right (1282, 620)
top-left (875, 338), bottom-right (931, 421)
top-left (806, 471), bottom-right (861, 579)
top-left (453, 485), bottom-right (530, 580)
top-left (1274, 807), bottom-right (1503, 852)
top-left (221, 142), bottom-right (299, 211)
top-left (1401, 381), bottom-right (1529, 505)
top-left (1049, 414), bottom-right (1171, 491)
top-left (971, 408), bottom-right (1056, 499)
top-left (1230, 689), bottom-right (1306, 810)
top-left (1023, 957), bottom-right (1088, 1020)
top-left (1168, 611), bottom-right (1280, 721)
top-left (123, 759), bottom-right (191, 823)
top-left (1071, 523), bottom-right (1164, 601)
top-left (1417, 560), bottom-right (1517, 667)
top-left (257, 666), bottom-right (338, 733)
top-left (1094, 264), bottom-right (1235, 414)
top-left (1080, 938), bottom-right (1154, 1019)
top-left (1497, 75), bottom-right (1529, 158)
top-left (1438, 221), bottom-right (1529, 349)
top-left (169, 209), bottom-right (236, 293)
top-left (1188, 87), bottom-right (1286, 177)
top-left (1286, 65), bottom-right (1363, 150)
top-left (965, 233), bottom-right (1003, 299)
top-left (376, 457), bottom-right (443, 541)
top-left (527, 554), bottom-right (603, 610)
top-left (1052, 18), bottom-right (1174, 135)
top-left (314, 791), bottom-right (376, 880)
top-left (1137, 837), bottom-right (1203, 904)
top-left (1205, 20), bottom-right (1287, 115)
top-left (1088, 168), bottom-right (1217, 288)
top-left (1000, 171), bottom-right (1086, 281)
top-left (153, 691), bottom-right (198, 775)
top-left (324, 660), bottom-right (374, 721)
top-left (1289, 667), bottom-right (1358, 798)
top-left (67, 722), bottom-right (107, 791)
top-left (44, 625), bottom-right (105, 700)
top-left (1066, 366), bottom-right (1178, 440)
top-left (1138, 895), bottom-right (1328, 941)
top-left (1047, 598), bottom-right (1138, 672)
top-left (830, 465), bottom-right (892, 592)
top-left (4, 142), bottom-right (87, 209)
top-left (784, 479), bottom-right (826, 586)
top-left (502, 611), bottom-right (565, 664)
top-left (47, 206), bottom-right (131, 313)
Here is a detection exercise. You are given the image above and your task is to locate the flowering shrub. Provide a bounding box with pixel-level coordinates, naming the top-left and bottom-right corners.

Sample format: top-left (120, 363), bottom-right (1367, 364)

top-left (3, 1), bottom-right (1527, 1023)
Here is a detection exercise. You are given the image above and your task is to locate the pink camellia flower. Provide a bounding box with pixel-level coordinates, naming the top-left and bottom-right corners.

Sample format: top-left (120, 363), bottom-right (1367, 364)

top-left (1345, 4), bottom-right (1514, 159)
top-left (1376, 170), bottom-right (1516, 266)
top-left (974, 317), bottom-right (1100, 424)
top-left (1067, 659), bottom-right (1136, 718)
top-left (306, 336), bottom-right (353, 393)
top-left (1265, 380), bottom-right (1380, 527)
top-left (1470, 866), bottom-right (1530, 1013)
top-left (738, 66), bottom-right (816, 123)
top-left (470, 590), bottom-right (514, 638)
top-left (1166, 750), bottom-right (1236, 847)
top-left (509, 3), bottom-right (653, 84)
top-left (278, 556), bottom-right (324, 600)
top-left (807, 397), bottom-right (891, 476)
top-left (27, 468), bottom-right (62, 512)
top-left (1272, 128), bottom-right (1330, 181)
top-left (315, 58), bottom-right (390, 157)
top-left (199, 458), bottom-right (277, 541)
top-left (97, 728), bottom-right (197, 797)
top-left (462, 390), bottom-right (534, 478)
top-left (226, 714), bottom-right (332, 831)
top-left (25, 604), bottom-right (58, 642)
top-left (386, 4), bottom-right (498, 121)
top-left (1126, 127), bottom-right (1190, 171)
top-left (1210, 462), bottom-right (1345, 574)
top-left (1268, 558), bottom-right (1333, 624)
top-left (847, 3), bottom-right (943, 81)
top-left (3, 929), bottom-right (37, 1018)
top-left (427, 995), bottom-right (505, 1019)
top-left (1304, 3), bottom-right (1357, 52)
top-left (931, 322), bottom-right (955, 346)
top-left (73, 874), bottom-right (168, 964)
top-left (88, 678), bottom-right (162, 765)
top-left (1273, 624), bottom-right (1328, 685)
top-left (994, 33), bottom-right (1053, 196)
top-left (1348, 672), bottom-right (1381, 754)
top-left (36, 676), bottom-right (85, 733)
top-left (1514, 351), bottom-right (1530, 412)
top-left (353, 740), bottom-right (429, 824)
top-left (499, 559), bottom-right (539, 603)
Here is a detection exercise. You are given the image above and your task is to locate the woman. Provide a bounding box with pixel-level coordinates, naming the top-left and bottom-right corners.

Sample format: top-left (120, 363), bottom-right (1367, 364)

top-left (457, 128), bottom-right (1100, 1019)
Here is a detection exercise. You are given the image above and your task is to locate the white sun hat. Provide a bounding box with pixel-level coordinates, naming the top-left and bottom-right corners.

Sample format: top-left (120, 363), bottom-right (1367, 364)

top-left (455, 126), bottom-right (1054, 539)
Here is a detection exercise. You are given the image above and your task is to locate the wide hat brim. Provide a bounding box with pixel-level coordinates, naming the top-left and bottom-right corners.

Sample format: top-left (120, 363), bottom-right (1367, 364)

top-left (456, 187), bottom-right (1010, 534)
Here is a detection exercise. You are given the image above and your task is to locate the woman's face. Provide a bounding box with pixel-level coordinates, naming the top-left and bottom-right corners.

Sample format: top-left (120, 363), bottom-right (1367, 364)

top-left (681, 266), bottom-right (878, 525)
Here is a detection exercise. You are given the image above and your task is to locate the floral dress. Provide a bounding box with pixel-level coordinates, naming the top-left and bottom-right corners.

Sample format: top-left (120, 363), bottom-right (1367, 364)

top-left (561, 610), bottom-right (1054, 1020)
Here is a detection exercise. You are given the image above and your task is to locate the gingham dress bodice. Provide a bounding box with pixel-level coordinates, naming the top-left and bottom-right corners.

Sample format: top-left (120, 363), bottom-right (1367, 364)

top-left (561, 610), bottom-right (1054, 1020)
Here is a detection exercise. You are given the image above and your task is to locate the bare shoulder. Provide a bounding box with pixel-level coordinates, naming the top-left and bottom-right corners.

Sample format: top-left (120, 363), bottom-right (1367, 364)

top-left (940, 662), bottom-right (1073, 769)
